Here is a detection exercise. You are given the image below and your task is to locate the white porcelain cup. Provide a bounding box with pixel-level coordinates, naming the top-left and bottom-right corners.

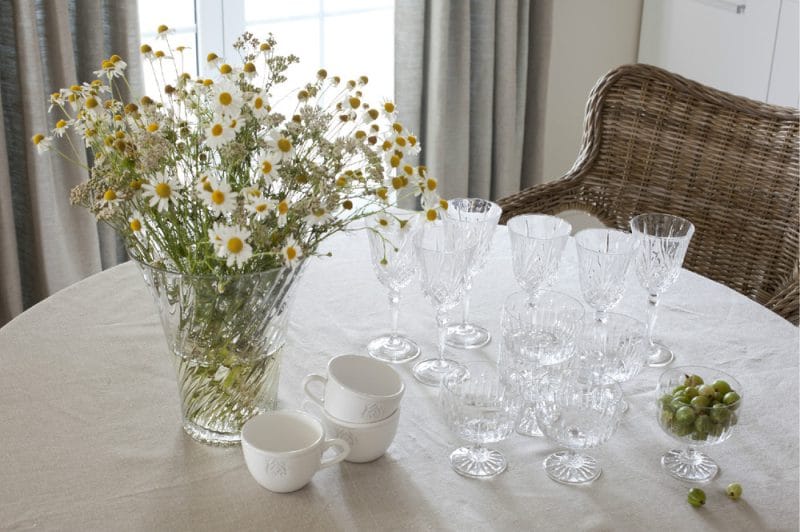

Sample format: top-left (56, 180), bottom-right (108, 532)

top-left (302, 354), bottom-right (405, 424)
top-left (241, 410), bottom-right (350, 493)
top-left (303, 400), bottom-right (401, 463)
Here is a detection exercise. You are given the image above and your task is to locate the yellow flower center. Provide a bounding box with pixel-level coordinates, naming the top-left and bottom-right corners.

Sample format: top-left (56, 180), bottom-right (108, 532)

top-left (155, 182), bottom-right (171, 198)
top-left (85, 97), bottom-right (98, 109)
top-left (157, 24), bottom-right (169, 33)
top-left (219, 64), bottom-right (232, 74)
top-left (129, 219), bottom-right (141, 232)
top-left (395, 136), bottom-right (407, 147)
top-left (392, 122), bottom-right (403, 133)
top-left (336, 176), bottom-right (347, 187)
top-left (261, 161), bottom-right (272, 174)
top-left (342, 200), bottom-right (353, 209)
top-left (286, 246), bottom-right (297, 260)
top-left (211, 190), bottom-right (225, 205)
top-left (367, 109), bottom-right (379, 120)
top-left (384, 102), bottom-right (395, 113)
top-left (439, 199), bottom-right (449, 210)
top-left (243, 62), bottom-right (256, 73)
top-left (147, 123), bottom-right (159, 132)
top-left (354, 130), bottom-right (366, 139)
top-left (391, 177), bottom-right (405, 190)
top-left (377, 187), bottom-right (388, 200)
top-left (218, 92), bottom-right (232, 106)
top-left (426, 178), bottom-right (437, 191)
top-left (253, 97), bottom-right (264, 109)
top-left (110, 54), bottom-right (122, 63)
top-left (378, 218), bottom-right (389, 226)
top-left (381, 140), bottom-right (392, 151)
top-left (227, 237), bottom-right (244, 254)
top-left (211, 124), bottom-right (224, 137)
top-left (207, 52), bottom-right (218, 62)
top-left (203, 79), bottom-right (214, 86)
top-left (32, 134), bottom-right (44, 145)
top-left (154, 51), bottom-right (165, 59)
top-left (101, 60), bottom-right (114, 70)
top-left (403, 164), bottom-right (414, 175)
top-left (255, 204), bottom-right (267, 213)
top-left (349, 97), bottom-right (361, 109)
top-left (408, 135), bottom-right (417, 146)
top-left (389, 155), bottom-right (400, 168)
top-left (130, 180), bottom-right (142, 190)
top-left (259, 43), bottom-right (271, 52)
top-left (277, 138), bottom-right (292, 153)
top-left (229, 119), bottom-right (238, 129)
top-left (103, 189), bottom-right (117, 201)
top-left (202, 181), bottom-right (213, 192)
top-left (278, 201), bottom-right (289, 215)
top-left (140, 44), bottom-right (152, 54)
top-left (426, 209), bottom-right (438, 221)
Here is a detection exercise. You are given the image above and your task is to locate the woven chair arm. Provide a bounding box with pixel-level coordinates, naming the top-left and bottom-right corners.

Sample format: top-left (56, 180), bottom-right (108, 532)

top-left (764, 267), bottom-right (799, 326)
top-left (497, 175), bottom-right (583, 224)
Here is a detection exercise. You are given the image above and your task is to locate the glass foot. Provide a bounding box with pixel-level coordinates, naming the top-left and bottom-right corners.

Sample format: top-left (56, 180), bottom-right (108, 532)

top-left (367, 334), bottom-right (421, 364)
top-left (183, 419), bottom-right (241, 447)
top-left (445, 323), bottom-right (491, 349)
top-left (450, 446), bottom-right (507, 478)
top-left (413, 357), bottom-right (463, 386)
top-left (515, 406), bottom-right (543, 437)
top-left (647, 342), bottom-right (674, 367)
top-left (543, 450), bottom-right (601, 484)
top-left (661, 448), bottom-right (718, 482)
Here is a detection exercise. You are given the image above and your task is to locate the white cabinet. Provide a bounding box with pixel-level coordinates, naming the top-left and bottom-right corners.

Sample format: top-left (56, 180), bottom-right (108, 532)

top-left (638, 0), bottom-right (799, 107)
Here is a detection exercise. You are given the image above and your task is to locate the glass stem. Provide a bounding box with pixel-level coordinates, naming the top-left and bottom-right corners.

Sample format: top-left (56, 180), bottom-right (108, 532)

top-left (387, 288), bottom-right (401, 347)
top-left (460, 286), bottom-right (472, 328)
top-left (436, 309), bottom-right (448, 363)
top-left (646, 292), bottom-right (659, 347)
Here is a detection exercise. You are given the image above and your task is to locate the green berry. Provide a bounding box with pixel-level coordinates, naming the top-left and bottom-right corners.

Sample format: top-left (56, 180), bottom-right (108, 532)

top-left (726, 482), bottom-right (743, 500)
top-left (722, 391), bottom-right (741, 405)
top-left (713, 380), bottom-right (731, 395)
top-left (673, 384), bottom-right (687, 395)
top-left (710, 403), bottom-right (731, 425)
top-left (691, 395), bottom-right (710, 409)
top-left (675, 406), bottom-right (696, 426)
top-left (688, 487), bottom-right (706, 507)
top-left (686, 374), bottom-right (704, 386)
top-left (684, 386), bottom-right (699, 399)
top-left (697, 384), bottom-right (715, 397)
top-left (694, 414), bottom-right (713, 434)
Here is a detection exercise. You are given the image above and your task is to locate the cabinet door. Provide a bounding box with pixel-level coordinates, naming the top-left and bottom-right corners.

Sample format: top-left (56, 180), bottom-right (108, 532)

top-left (638, 0), bottom-right (781, 102)
top-left (767, 0), bottom-right (799, 107)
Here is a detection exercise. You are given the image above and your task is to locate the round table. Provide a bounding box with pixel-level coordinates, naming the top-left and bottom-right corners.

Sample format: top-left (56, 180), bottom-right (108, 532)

top-left (1, 228), bottom-right (797, 531)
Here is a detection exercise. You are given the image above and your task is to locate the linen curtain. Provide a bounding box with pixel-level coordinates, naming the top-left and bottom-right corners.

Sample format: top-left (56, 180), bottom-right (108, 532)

top-left (0, 0), bottom-right (142, 326)
top-left (395, 0), bottom-right (552, 202)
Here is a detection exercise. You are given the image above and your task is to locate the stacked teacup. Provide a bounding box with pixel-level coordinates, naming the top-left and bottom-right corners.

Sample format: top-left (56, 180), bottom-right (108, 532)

top-left (302, 354), bottom-right (404, 463)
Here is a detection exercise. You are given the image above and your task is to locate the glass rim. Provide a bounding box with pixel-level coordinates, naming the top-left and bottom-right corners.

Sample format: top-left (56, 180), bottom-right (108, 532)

top-left (128, 250), bottom-right (302, 279)
top-left (574, 228), bottom-right (637, 255)
top-left (629, 212), bottom-right (696, 239)
top-left (657, 365), bottom-right (742, 403)
top-left (507, 214), bottom-right (572, 239)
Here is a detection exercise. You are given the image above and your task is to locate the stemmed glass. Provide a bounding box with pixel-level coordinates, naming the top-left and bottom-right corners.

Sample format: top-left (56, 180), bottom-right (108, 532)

top-left (656, 366), bottom-right (742, 482)
top-left (575, 229), bottom-right (637, 323)
top-left (439, 361), bottom-right (519, 478)
top-left (630, 213), bottom-right (695, 367)
top-left (365, 212), bottom-right (421, 364)
top-left (444, 198), bottom-right (502, 349)
top-left (534, 368), bottom-right (624, 484)
top-left (412, 222), bottom-right (477, 386)
top-left (499, 290), bottom-right (584, 436)
top-left (507, 215), bottom-right (572, 300)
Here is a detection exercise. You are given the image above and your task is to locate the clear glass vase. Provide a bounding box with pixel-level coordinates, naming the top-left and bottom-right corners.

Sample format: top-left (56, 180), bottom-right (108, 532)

top-left (135, 258), bottom-right (304, 446)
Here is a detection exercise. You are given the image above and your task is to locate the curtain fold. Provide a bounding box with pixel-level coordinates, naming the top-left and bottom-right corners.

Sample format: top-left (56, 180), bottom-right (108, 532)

top-left (395, 0), bottom-right (552, 202)
top-left (0, 0), bottom-right (142, 326)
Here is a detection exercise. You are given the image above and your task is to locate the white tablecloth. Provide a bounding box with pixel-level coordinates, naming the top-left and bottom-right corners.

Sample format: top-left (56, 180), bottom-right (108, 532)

top-left (1, 228), bottom-right (797, 531)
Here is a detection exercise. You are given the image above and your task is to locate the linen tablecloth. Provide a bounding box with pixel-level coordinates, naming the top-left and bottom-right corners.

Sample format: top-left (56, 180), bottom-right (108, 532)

top-left (1, 228), bottom-right (797, 531)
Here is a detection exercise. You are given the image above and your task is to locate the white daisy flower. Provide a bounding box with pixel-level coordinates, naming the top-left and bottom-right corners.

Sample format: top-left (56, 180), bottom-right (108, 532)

top-left (155, 24), bottom-right (175, 40)
top-left (227, 116), bottom-right (245, 134)
top-left (207, 221), bottom-right (227, 251)
top-left (373, 212), bottom-right (396, 230)
top-left (249, 93), bottom-right (270, 119)
top-left (31, 134), bottom-right (52, 154)
top-left (52, 119), bottom-right (69, 137)
top-left (258, 152), bottom-right (281, 185)
top-left (276, 199), bottom-right (290, 228)
top-left (243, 188), bottom-right (275, 221)
top-left (212, 80), bottom-right (243, 118)
top-left (304, 206), bottom-right (333, 226)
top-left (201, 177), bottom-right (237, 215)
top-left (217, 225), bottom-right (252, 268)
top-left (128, 211), bottom-right (145, 238)
top-left (142, 174), bottom-right (182, 212)
top-left (204, 118), bottom-right (236, 148)
top-left (281, 236), bottom-right (303, 268)
top-left (99, 188), bottom-right (120, 207)
top-left (266, 129), bottom-right (294, 161)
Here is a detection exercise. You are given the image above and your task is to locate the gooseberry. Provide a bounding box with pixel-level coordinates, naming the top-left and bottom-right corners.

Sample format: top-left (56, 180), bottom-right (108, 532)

top-left (726, 482), bottom-right (743, 500)
top-left (688, 487), bottom-right (706, 507)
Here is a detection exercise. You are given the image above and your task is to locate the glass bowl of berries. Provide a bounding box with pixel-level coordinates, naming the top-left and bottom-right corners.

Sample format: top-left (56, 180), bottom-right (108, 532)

top-left (655, 366), bottom-right (742, 482)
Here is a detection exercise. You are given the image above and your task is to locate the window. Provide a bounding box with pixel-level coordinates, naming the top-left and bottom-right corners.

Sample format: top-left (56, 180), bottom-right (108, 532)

top-left (137, 0), bottom-right (394, 101)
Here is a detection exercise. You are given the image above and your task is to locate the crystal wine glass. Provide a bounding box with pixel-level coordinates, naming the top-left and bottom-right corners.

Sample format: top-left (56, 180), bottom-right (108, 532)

top-left (365, 212), bottom-right (421, 364)
top-left (443, 198), bottom-right (502, 349)
top-left (499, 290), bottom-right (584, 437)
top-left (630, 213), bottom-right (695, 367)
top-left (575, 229), bottom-right (637, 323)
top-left (571, 312), bottom-right (647, 412)
top-left (412, 222), bottom-right (477, 386)
top-left (439, 361), bottom-right (519, 478)
top-left (535, 368), bottom-right (624, 484)
top-left (656, 366), bottom-right (742, 482)
top-left (507, 215), bottom-right (572, 300)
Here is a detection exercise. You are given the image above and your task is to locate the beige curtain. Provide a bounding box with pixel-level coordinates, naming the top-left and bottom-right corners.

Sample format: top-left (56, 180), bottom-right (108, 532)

top-left (395, 0), bottom-right (552, 201)
top-left (0, 0), bottom-right (142, 326)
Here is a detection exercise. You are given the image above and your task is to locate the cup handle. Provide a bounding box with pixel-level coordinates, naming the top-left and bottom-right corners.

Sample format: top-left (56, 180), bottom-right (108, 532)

top-left (319, 438), bottom-right (350, 469)
top-left (302, 374), bottom-right (327, 409)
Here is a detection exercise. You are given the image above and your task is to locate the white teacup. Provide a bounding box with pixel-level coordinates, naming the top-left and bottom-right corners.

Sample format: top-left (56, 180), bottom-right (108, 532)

top-left (302, 354), bottom-right (404, 424)
top-left (241, 410), bottom-right (350, 493)
top-left (303, 400), bottom-right (401, 463)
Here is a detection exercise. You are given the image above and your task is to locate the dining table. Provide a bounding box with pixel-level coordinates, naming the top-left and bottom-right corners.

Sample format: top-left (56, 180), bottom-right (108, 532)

top-left (1, 226), bottom-right (798, 531)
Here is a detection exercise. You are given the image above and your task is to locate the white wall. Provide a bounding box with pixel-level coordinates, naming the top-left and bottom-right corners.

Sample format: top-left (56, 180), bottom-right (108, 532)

top-left (540, 0), bottom-right (644, 231)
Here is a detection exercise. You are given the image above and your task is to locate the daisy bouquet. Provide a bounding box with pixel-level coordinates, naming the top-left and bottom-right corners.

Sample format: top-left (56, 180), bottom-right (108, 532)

top-left (36, 27), bottom-right (444, 275)
top-left (35, 28), bottom-right (445, 445)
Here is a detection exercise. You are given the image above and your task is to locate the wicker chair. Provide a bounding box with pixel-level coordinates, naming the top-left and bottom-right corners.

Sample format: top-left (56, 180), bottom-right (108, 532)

top-left (498, 64), bottom-right (799, 325)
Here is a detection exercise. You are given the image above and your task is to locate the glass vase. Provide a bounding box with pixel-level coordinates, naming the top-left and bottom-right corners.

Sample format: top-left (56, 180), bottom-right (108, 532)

top-left (135, 258), bottom-right (304, 446)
